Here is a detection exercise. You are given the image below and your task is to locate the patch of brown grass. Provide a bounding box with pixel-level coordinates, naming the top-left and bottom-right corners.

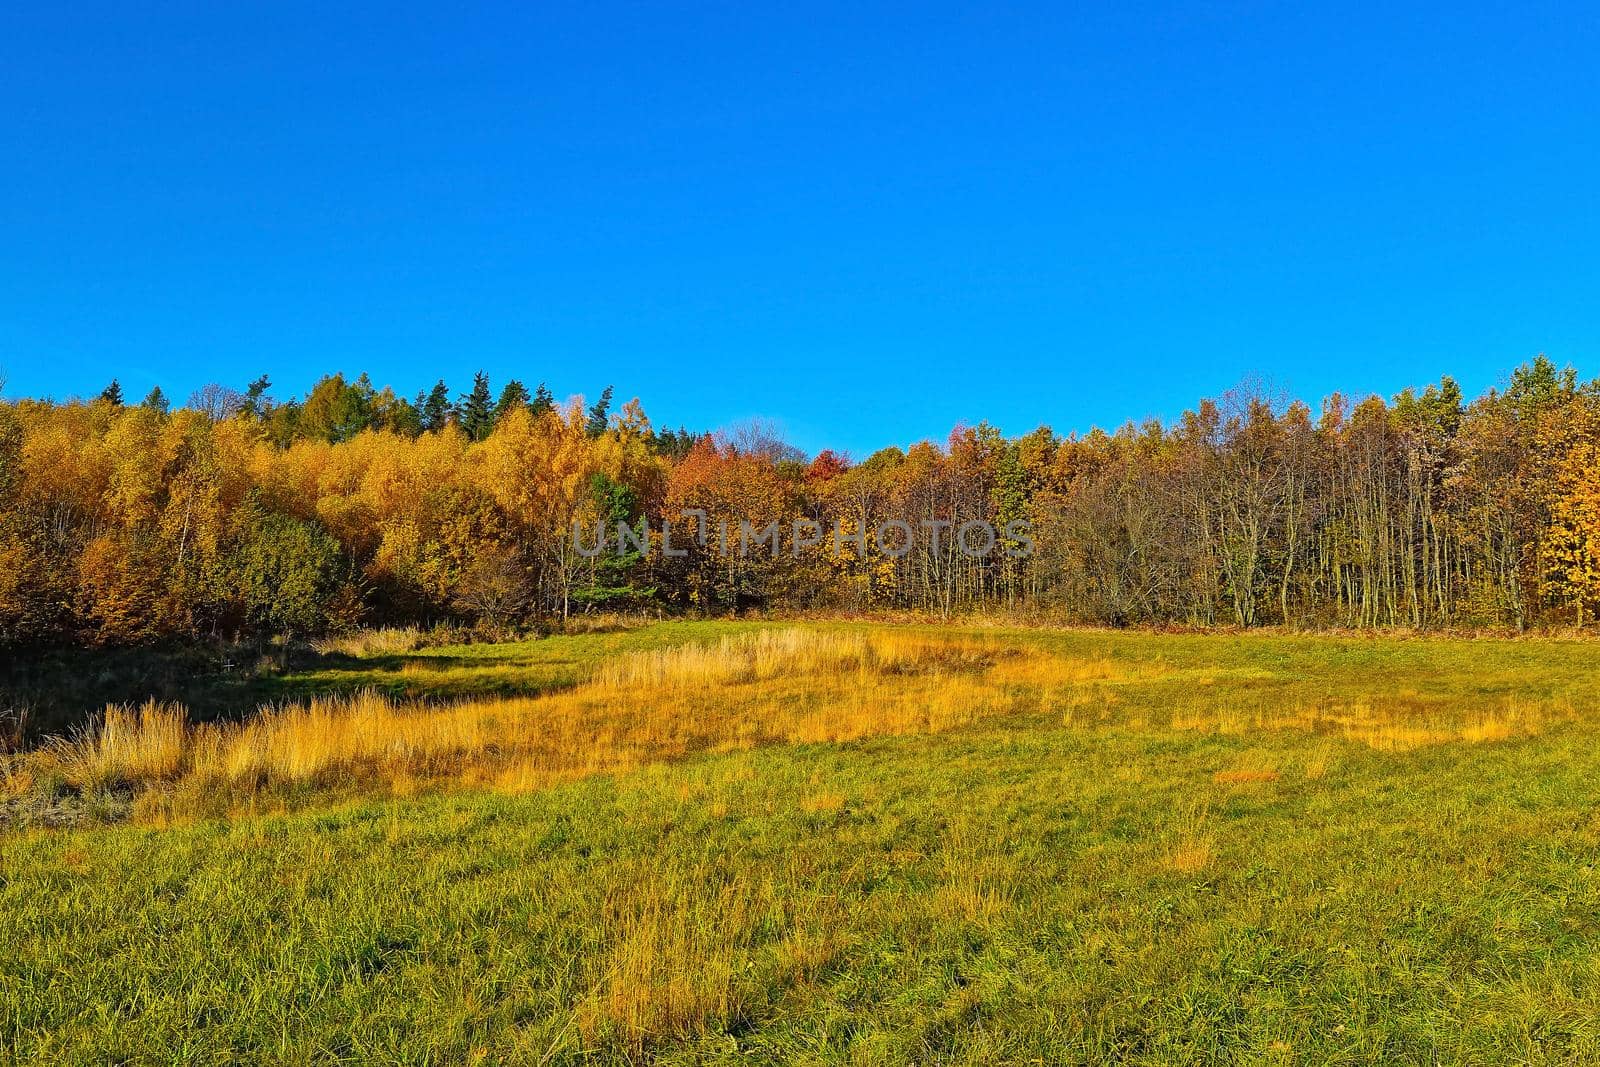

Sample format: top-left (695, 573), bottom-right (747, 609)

top-left (32, 629), bottom-right (1079, 808)
top-left (575, 865), bottom-right (756, 1050)
top-left (1213, 768), bottom-right (1280, 785)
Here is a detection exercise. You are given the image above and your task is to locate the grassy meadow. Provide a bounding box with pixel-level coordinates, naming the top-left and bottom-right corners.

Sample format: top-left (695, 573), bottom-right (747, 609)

top-left (5, 621), bottom-right (1600, 1063)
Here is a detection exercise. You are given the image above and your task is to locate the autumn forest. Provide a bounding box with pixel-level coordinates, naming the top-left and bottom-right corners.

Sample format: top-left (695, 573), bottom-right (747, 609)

top-left (2, 355), bottom-right (1598, 655)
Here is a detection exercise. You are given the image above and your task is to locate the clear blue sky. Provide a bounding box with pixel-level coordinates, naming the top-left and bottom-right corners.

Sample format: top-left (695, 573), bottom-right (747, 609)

top-left (2, 2), bottom-right (1596, 457)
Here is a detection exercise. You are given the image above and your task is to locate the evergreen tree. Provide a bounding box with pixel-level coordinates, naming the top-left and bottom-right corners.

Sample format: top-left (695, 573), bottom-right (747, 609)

top-left (243, 375), bottom-right (273, 417)
top-left (140, 386), bottom-right (169, 415)
top-left (586, 385), bottom-right (614, 437)
top-left (652, 426), bottom-right (705, 461)
top-left (458, 372), bottom-right (495, 442)
top-left (531, 383), bottom-right (556, 418)
top-left (98, 379), bottom-right (124, 406)
top-left (494, 380), bottom-right (531, 425)
top-left (573, 472), bottom-right (654, 609)
top-left (420, 380), bottom-right (452, 432)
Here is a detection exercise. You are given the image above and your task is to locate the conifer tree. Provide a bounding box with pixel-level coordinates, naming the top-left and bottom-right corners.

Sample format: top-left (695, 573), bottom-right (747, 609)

top-left (586, 385), bottom-right (614, 437)
top-left (420, 380), bottom-right (452, 432)
top-left (494, 380), bottom-right (531, 426)
top-left (244, 375), bottom-right (273, 417)
top-left (458, 372), bottom-right (495, 442)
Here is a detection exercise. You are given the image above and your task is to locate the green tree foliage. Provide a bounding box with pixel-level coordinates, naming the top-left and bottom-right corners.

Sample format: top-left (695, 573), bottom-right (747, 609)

top-left (572, 472), bottom-right (654, 609)
top-left (140, 387), bottom-right (170, 415)
top-left (457, 373), bottom-right (495, 442)
top-left (420, 381), bottom-right (452, 432)
top-left (586, 386), bottom-right (613, 437)
top-left (299, 374), bottom-right (373, 443)
top-left (652, 427), bottom-right (706, 461)
top-left (370, 388), bottom-right (422, 436)
top-left (494, 380), bottom-right (531, 425)
top-left (531, 383), bottom-right (556, 418)
top-left (243, 375), bottom-right (273, 417)
top-left (97, 380), bottom-right (124, 406)
top-left (231, 508), bottom-right (342, 638)
top-left (263, 400), bottom-right (302, 447)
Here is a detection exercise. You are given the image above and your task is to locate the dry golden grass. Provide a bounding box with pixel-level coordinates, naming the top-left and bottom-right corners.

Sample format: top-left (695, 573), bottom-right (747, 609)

top-left (1300, 747), bottom-right (1335, 780)
top-left (34, 629), bottom-right (1052, 804)
top-left (1168, 693), bottom-right (1570, 750)
top-left (310, 627), bottom-right (426, 657)
top-left (1163, 803), bottom-right (1216, 874)
top-left (31, 625), bottom-right (1581, 818)
top-left (569, 853), bottom-right (852, 1052)
top-left (800, 789), bottom-right (848, 814)
top-left (933, 817), bottom-right (1020, 924)
top-left (1165, 842), bottom-right (1214, 874)
top-left (576, 864), bottom-right (750, 1048)
top-left (1213, 768), bottom-right (1280, 785)
top-left (41, 701), bottom-right (186, 789)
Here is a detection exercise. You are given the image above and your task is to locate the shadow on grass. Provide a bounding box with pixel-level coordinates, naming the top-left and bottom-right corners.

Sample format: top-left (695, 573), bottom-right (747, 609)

top-left (1, 639), bottom-right (584, 747)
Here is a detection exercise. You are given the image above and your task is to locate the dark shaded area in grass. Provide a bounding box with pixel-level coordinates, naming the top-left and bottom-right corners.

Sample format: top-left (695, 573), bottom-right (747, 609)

top-left (0, 639), bottom-right (551, 745)
top-left (1, 619), bottom-right (755, 748)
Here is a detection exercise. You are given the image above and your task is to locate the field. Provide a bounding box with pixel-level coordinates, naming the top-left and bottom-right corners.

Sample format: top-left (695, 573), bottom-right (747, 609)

top-left (5, 621), bottom-right (1600, 1064)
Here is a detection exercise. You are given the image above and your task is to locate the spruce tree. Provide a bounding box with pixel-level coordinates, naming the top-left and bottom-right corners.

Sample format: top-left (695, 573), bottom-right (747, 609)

top-left (494, 380), bottom-right (531, 425)
top-left (420, 380), bottom-right (452, 432)
top-left (140, 386), bottom-right (169, 414)
top-left (531, 383), bottom-right (555, 418)
top-left (458, 372), bottom-right (495, 441)
top-left (98, 379), bottom-right (124, 406)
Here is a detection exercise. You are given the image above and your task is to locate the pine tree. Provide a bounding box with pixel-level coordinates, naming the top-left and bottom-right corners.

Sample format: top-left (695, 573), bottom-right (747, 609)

top-left (457, 372), bottom-right (495, 442)
top-left (420, 381), bottom-right (452, 432)
top-left (586, 385), bottom-right (614, 437)
top-left (98, 379), bottom-right (124, 406)
top-left (531, 383), bottom-right (555, 418)
top-left (494, 380), bottom-right (531, 426)
top-left (140, 386), bottom-right (169, 415)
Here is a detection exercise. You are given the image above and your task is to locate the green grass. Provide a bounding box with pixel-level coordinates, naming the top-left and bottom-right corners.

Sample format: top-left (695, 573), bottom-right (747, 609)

top-left (261, 620), bottom-right (771, 705)
top-left (5, 623), bottom-right (1600, 1063)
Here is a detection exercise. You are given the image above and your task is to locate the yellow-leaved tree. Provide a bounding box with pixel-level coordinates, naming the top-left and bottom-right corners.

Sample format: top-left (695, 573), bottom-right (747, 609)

top-left (476, 400), bottom-right (594, 618)
top-left (1539, 396), bottom-right (1600, 625)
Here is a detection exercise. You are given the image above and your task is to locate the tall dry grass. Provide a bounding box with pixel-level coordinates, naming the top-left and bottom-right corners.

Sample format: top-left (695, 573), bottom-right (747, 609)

top-left (34, 629), bottom-right (1045, 803)
top-left (310, 627), bottom-right (427, 658)
top-left (32, 627), bottom-right (1574, 810)
top-left (41, 701), bottom-right (186, 789)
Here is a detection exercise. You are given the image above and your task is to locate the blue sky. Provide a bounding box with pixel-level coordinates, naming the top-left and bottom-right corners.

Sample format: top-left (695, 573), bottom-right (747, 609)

top-left (2, 2), bottom-right (1596, 457)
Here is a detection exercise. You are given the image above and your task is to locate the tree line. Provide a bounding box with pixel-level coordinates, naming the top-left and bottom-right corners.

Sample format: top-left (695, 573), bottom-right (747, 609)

top-left (2, 356), bottom-right (1598, 651)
